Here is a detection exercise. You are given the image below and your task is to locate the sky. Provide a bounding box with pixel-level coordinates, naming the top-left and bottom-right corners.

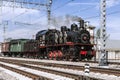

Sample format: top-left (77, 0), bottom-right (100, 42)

top-left (0, 0), bottom-right (120, 42)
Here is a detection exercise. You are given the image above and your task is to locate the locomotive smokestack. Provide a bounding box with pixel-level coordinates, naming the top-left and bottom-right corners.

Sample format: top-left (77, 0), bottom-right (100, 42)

top-left (80, 20), bottom-right (84, 28)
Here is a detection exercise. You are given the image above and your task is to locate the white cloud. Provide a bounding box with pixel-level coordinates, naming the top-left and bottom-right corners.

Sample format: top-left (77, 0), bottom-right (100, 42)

top-left (68, 0), bottom-right (120, 10)
top-left (107, 16), bottom-right (120, 29)
top-left (109, 33), bottom-right (120, 40)
top-left (6, 24), bottom-right (47, 40)
top-left (1, 6), bottom-right (43, 21)
top-left (0, 23), bottom-right (48, 42)
top-left (0, 4), bottom-right (47, 41)
top-left (7, 28), bottom-right (31, 39)
top-left (69, 0), bottom-right (120, 8)
top-left (106, 0), bottom-right (120, 8)
top-left (0, 0), bottom-right (120, 42)
top-left (86, 15), bottom-right (120, 40)
top-left (0, 1), bottom-right (53, 42)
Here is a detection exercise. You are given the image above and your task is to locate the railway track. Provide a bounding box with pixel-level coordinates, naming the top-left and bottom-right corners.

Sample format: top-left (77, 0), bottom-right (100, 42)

top-left (0, 63), bottom-right (52, 80)
top-left (80, 60), bottom-right (120, 65)
top-left (1, 57), bottom-right (120, 65)
top-left (0, 58), bottom-right (119, 79)
top-left (0, 59), bottom-right (102, 80)
top-left (0, 58), bottom-right (120, 77)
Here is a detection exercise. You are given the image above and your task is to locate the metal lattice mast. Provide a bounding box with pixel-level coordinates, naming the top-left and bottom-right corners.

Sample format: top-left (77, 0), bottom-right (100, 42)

top-left (99, 0), bottom-right (108, 66)
top-left (3, 24), bottom-right (6, 42)
top-left (47, 0), bottom-right (52, 27)
top-left (3, 21), bottom-right (8, 42)
top-left (0, 0), bottom-right (3, 24)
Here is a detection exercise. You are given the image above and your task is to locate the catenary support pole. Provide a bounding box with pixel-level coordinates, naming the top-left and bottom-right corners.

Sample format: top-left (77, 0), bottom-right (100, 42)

top-left (99, 0), bottom-right (108, 66)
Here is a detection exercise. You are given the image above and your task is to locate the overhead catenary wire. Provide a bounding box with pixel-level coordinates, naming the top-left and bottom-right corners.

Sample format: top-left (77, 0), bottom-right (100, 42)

top-left (35, 0), bottom-right (75, 24)
top-left (1, 0), bottom-right (120, 26)
top-left (2, 0), bottom-right (44, 24)
top-left (1, 0), bottom-right (85, 26)
top-left (84, 10), bottom-right (120, 19)
top-left (71, 6), bottom-right (96, 14)
top-left (52, 0), bottom-right (75, 11)
top-left (33, 0), bottom-right (97, 25)
top-left (1, 0), bottom-right (47, 10)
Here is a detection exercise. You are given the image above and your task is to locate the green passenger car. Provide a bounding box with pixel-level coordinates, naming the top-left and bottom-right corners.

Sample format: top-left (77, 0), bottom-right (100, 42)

top-left (10, 39), bottom-right (29, 52)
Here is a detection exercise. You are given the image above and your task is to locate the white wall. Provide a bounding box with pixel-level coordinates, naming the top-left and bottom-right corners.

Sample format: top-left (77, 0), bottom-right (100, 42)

top-left (108, 51), bottom-right (115, 59)
top-left (96, 51), bottom-right (120, 61)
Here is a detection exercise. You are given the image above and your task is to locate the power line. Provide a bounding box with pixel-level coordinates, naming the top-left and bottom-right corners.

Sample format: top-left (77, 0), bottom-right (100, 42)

top-left (71, 6), bottom-right (96, 14)
top-left (33, 0), bottom-right (74, 24)
top-left (84, 10), bottom-right (120, 19)
top-left (6, 9), bottom-right (29, 21)
top-left (107, 10), bottom-right (120, 15)
top-left (2, 0), bottom-right (47, 6)
top-left (84, 15), bottom-right (99, 19)
top-left (32, 13), bottom-right (46, 24)
top-left (0, 0), bottom-right (49, 24)
top-left (1, 0), bottom-right (47, 10)
top-left (53, 0), bottom-right (75, 11)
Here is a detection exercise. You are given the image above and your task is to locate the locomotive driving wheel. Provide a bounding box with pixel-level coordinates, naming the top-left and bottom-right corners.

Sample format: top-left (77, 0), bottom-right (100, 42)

top-left (63, 47), bottom-right (76, 61)
top-left (63, 49), bottom-right (69, 61)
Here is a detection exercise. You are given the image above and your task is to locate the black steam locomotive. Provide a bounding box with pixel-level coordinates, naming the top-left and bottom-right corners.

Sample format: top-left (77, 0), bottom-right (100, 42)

top-left (1, 20), bottom-right (95, 61)
top-left (36, 20), bottom-right (95, 61)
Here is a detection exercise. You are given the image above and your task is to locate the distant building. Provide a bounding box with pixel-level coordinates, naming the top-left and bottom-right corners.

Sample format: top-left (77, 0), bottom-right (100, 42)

top-left (96, 40), bottom-right (120, 62)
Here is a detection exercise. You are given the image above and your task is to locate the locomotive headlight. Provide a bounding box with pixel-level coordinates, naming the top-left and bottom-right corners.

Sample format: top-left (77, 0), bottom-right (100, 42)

top-left (83, 36), bottom-right (87, 40)
top-left (81, 46), bottom-right (84, 49)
